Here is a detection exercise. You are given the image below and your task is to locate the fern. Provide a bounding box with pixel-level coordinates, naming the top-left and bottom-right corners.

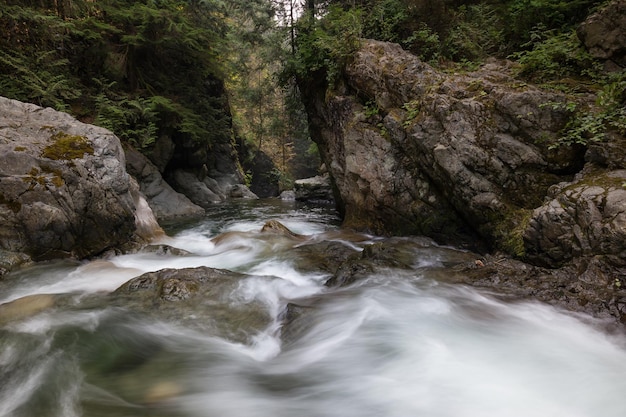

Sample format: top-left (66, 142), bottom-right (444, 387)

top-left (550, 71), bottom-right (626, 148)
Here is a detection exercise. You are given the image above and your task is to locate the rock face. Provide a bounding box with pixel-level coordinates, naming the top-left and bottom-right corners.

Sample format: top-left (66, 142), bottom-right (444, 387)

top-left (578, 0), bottom-right (626, 70)
top-left (299, 39), bottom-right (626, 270)
top-left (302, 40), bottom-right (577, 249)
top-left (125, 147), bottom-right (205, 223)
top-left (0, 97), bottom-right (149, 260)
top-left (524, 169), bottom-right (626, 267)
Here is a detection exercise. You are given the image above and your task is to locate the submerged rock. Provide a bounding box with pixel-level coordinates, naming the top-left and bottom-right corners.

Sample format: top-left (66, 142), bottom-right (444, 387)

top-left (112, 266), bottom-right (272, 343)
top-left (0, 294), bottom-right (56, 325)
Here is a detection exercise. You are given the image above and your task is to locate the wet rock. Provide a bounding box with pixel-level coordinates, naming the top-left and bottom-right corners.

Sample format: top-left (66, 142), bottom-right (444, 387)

top-left (294, 174), bottom-right (334, 203)
top-left (260, 219), bottom-right (304, 238)
top-left (111, 266), bottom-right (272, 343)
top-left (141, 244), bottom-right (193, 257)
top-left (291, 240), bottom-right (360, 275)
top-left (280, 190), bottom-right (296, 201)
top-left (326, 236), bottom-right (476, 287)
top-left (451, 255), bottom-right (626, 324)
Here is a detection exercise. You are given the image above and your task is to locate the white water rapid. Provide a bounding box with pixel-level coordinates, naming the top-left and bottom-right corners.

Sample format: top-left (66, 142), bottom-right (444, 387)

top-left (0, 200), bottom-right (625, 417)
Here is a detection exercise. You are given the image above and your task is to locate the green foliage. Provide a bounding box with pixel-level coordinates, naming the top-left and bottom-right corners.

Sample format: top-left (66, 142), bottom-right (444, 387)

top-left (505, 0), bottom-right (603, 48)
top-left (95, 92), bottom-right (159, 149)
top-left (402, 100), bottom-right (421, 127)
top-left (363, 100), bottom-right (380, 118)
top-left (0, 49), bottom-right (79, 110)
top-left (402, 23), bottom-right (441, 62)
top-left (549, 72), bottom-right (626, 148)
top-left (0, 0), bottom-right (230, 150)
top-left (362, 0), bottom-right (407, 43)
top-left (510, 30), bottom-right (601, 82)
top-left (443, 4), bottom-right (504, 62)
top-left (291, 5), bottom-right (363, 84)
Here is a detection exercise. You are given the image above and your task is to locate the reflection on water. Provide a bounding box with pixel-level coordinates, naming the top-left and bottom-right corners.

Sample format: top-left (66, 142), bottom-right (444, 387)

top-left (1, 199), bottom-right (625, 417)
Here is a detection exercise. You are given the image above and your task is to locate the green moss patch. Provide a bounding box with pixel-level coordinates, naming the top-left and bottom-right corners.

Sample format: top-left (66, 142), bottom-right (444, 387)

top-left (42, 132), bottom-right (94, 160)
top-left (488, 207), bottom-right (533, 259)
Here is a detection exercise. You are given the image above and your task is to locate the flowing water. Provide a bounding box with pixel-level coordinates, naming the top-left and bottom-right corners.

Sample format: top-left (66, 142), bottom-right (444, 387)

top-left (1, 199), bottom-right (626, 417)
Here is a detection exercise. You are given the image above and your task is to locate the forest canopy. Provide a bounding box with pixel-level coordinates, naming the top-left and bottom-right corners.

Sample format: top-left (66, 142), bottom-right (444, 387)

top-left (0, 0), bottom-right (231, 149)
top-left (0, 0), bottom-right (621, 164)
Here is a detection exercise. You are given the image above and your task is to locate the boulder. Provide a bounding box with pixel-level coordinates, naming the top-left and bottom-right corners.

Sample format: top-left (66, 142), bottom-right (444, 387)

top-left (230, 183), bottom-right (259, 199)
top-left (245, 150), bottom-right (280, 198)
top-left (0, 96), bottom-right (153, 260)
top-left (577, 0), bottom-right (626, 70)
top-left (111, 266), bottom-right (272, 343)
top-left (125, 147), bottom-right (205, 222)
top-left (170, 169), bottom-right (257, 209)
top-left (524, 169), bottom-right (626, 267)
top-left (294, 174), bottom-right (334, 203)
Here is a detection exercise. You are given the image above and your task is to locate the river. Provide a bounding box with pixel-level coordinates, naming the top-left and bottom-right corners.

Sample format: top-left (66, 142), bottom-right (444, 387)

top-left (1, 199), bottom-right (626, 417)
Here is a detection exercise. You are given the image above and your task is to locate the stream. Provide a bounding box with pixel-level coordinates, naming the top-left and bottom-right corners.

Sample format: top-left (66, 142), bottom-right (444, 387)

top-left (1, 199), bottom-right (626, 417)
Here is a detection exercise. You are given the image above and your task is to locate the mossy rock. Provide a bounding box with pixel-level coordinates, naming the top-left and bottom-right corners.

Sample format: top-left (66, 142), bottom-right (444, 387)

top-left (42, 132), bottom-right (94, 160)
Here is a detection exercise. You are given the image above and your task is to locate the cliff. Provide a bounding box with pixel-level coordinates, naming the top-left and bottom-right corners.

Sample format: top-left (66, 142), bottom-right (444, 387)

top-left (299, 39), bottom-right (625, 274)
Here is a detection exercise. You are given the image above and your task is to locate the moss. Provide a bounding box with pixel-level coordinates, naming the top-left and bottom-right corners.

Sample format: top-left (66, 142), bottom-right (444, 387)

top-left (20, 168), bottom-right (46, 189)
top-left (489, 207), bottom-right (533, 258)
top-left (42, 132), bottom-right (94, 160)
top-left (21, 167), bottom-right (65, 189)
top-left (563, 172), bottom-right (625, 193)
top-left (40, 166), bottom-right (65, 188)
top-left (13, 146), bottom-right (26, 152)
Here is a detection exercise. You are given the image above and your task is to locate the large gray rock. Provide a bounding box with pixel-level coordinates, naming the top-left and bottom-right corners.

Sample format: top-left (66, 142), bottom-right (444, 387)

top-left (524, 169), bottom-right (626, 267)
top-left (578, 0), bottom-right (626, 70)
top-left (300, 39), bottom-right (626, 270)
top-left (302, 40), bottom-right (579, 252)
top-left (0, 97), bottom-right (152, 260)
top-left (125, 147), bottom-right (205, 222)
